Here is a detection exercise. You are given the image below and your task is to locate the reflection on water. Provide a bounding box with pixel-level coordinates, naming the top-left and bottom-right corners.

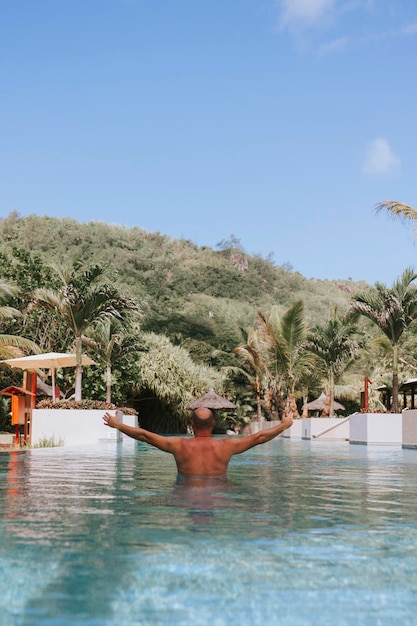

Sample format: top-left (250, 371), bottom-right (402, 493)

top-left (2, 439), bottom-right (417, 625)
top-left (170, 474), bottom-right (232, 528)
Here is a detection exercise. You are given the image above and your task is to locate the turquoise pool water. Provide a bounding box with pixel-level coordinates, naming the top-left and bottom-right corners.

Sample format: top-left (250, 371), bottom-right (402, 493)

top-left (1, 438), bottom-right (417, 625)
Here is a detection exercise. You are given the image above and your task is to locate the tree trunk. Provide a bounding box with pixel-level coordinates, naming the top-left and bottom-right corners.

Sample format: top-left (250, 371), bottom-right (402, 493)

top-left (256, 378), bottom-right (262, 420)
top-left (106, 363), bottom-right (112, 403)
top-left (324, 369), bottom-right (335, 417)
top-left (263, 387), bottom-right (273, 420)
top-left (274, 384), bottom-right (286, 419)
top-left (74, 335), bottom-right (83, 402)
top-left (321, 395), bottom-right (330, 417)
top-left (301, 389), bottom-right (309, 418)
top-left (392, 344), bottom-right (399, 412)
top-left (287, 389), bottom-right (299, 418)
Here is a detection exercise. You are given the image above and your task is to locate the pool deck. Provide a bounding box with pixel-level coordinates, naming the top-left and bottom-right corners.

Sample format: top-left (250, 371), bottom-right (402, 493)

top-left (2, 411), bottom-right (417, 450)
top-left (284, 412), bottom-right (405, 446)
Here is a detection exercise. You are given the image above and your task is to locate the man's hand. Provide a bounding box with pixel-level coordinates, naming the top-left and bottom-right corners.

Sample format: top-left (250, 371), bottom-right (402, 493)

top-left (103, 412), bottom-right (120, 429)
top-left (281, 411), bottom-right (294, 430)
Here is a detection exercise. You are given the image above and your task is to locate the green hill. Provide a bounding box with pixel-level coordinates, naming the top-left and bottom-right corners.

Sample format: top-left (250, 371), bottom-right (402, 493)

top-left (0, 212), bottom-right (365, 362)
top-left (0, 212), bottom-right (373, 430)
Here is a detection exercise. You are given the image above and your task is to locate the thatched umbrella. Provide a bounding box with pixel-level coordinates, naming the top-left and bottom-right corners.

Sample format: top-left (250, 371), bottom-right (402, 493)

top-left (306, 392), bottom-right (345, 412)
top-left (187, 388), bottom-right (236, 410)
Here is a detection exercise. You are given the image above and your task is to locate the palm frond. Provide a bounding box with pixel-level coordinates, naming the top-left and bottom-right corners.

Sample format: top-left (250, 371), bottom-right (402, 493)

top-left (0, 306), bottom-right (22, 321)
top-left (0, 334), bottom-right (39, 359)
top-left (376, 200), bottom-right (417, 224)
top-left (0, 280), bottom-right (20, 303)
top-left (281, 300), bottom-right (306, 354)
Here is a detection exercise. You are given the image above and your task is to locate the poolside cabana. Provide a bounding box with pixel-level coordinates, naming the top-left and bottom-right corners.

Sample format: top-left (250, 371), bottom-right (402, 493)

top-left (187, 389), bottom-right (236, 410)
top-left (400, 378), bottom-right (417, 410)
top-left (378, 379), bottom-right (417, 411)
top-left (306, 392), bottom-right (345, 416)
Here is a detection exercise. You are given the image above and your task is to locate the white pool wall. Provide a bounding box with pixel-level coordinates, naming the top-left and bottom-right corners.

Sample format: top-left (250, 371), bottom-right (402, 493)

top-left (31, 409), bottom-right (138, 447)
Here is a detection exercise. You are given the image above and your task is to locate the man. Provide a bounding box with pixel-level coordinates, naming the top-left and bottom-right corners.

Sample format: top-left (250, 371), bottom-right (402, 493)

top-left (103, 407), bottom-right (293, 476)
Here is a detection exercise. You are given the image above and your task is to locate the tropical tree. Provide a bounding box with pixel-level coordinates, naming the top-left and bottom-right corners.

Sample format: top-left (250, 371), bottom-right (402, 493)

top-left (349, 267), bottom-right (417, 413)
top-left (82, 318), bottom-right (139, 403)
top-left (0, 279), bottom-right (38, 359)
top-left (28, 262), bottom-right (140, 400)
top-left (305, 306), bottom-right (361, 417)
top-left (233, 329), bottom-right (266, 420)
top-left (297, 365), bottom-right (324, 418)
top-left (256, 301), bottom-right (313, 418)
top-left (137, 332), bottom-right (223, 432)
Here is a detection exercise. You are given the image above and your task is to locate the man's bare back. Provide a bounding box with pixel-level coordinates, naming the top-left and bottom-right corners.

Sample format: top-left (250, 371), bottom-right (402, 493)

top-left (169, 437), bottom-right (237, 475)
top-left (103, 407), bottom-right (293, 476)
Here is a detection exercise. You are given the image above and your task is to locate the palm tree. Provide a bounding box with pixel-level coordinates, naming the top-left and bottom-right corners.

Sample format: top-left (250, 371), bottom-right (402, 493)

top-left (28, 262), bottom-right (140, 400)
top-left (0, 280), bottom-right (38, 359)
top-left (82, 318), bottom-right (139, 403)
top-left (376, 200), bottom-right (417, 223)
top-left (257, 301), bottom-right (313, 418)
top-left (234, 329), bottom-right (266, 420)
top-left (305, 307), bottom-right (360, 417)
top-left (350, 267), bottom-right (417, 413)
top-left (297, 365), bottom-right (324, 418)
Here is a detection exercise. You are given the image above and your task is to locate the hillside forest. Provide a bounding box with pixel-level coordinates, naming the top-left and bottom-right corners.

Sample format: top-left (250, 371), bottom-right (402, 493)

top-left (1, 211), bottom-right (417, 433)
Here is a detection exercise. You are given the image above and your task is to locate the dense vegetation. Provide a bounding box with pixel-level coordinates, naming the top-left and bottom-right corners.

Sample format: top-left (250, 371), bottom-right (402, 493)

top-left (1, 211), bottom-right (416, 433)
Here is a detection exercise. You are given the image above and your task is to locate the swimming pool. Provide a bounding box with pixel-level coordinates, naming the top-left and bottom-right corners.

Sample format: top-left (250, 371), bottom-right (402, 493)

top-left (1, 438), bottom-right (417, 625)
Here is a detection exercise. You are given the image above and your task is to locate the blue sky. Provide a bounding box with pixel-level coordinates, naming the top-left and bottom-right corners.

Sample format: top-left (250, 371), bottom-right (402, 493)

top-left (1, 0), bottom-right (417, 285)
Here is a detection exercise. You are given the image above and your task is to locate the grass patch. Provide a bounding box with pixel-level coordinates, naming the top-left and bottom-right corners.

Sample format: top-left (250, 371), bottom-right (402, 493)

top-left (33, 435), bottom-right (65, 448)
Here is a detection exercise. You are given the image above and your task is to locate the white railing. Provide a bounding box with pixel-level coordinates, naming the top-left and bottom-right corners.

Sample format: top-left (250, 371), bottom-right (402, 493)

top-left (312, 413), bottom-right (358, 439)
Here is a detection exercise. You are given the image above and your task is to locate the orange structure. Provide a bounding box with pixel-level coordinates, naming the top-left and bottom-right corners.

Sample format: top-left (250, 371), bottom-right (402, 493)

top-left (0, 372), bottom-right (37, 446)
top-left (360, 376), bottom-right (372, 412)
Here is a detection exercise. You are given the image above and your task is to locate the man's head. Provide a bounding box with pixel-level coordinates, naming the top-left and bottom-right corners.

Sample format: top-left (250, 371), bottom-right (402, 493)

top-left (192, 407), bottom-right (214, 432)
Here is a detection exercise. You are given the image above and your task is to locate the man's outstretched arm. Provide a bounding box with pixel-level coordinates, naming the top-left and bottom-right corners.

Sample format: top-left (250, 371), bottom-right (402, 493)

top-left (225, 412), bottom-right (294, 456)
top-left (103, 412), bottom-right (179, 454)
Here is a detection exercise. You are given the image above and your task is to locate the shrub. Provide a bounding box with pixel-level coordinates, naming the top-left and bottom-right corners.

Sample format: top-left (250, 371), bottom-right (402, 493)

top-left (36, 399), bottom-right (138, 415)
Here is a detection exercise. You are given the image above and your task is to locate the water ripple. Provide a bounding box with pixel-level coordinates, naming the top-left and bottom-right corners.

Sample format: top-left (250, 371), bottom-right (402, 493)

top-left (2, 440), bottom-right (417, 625)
